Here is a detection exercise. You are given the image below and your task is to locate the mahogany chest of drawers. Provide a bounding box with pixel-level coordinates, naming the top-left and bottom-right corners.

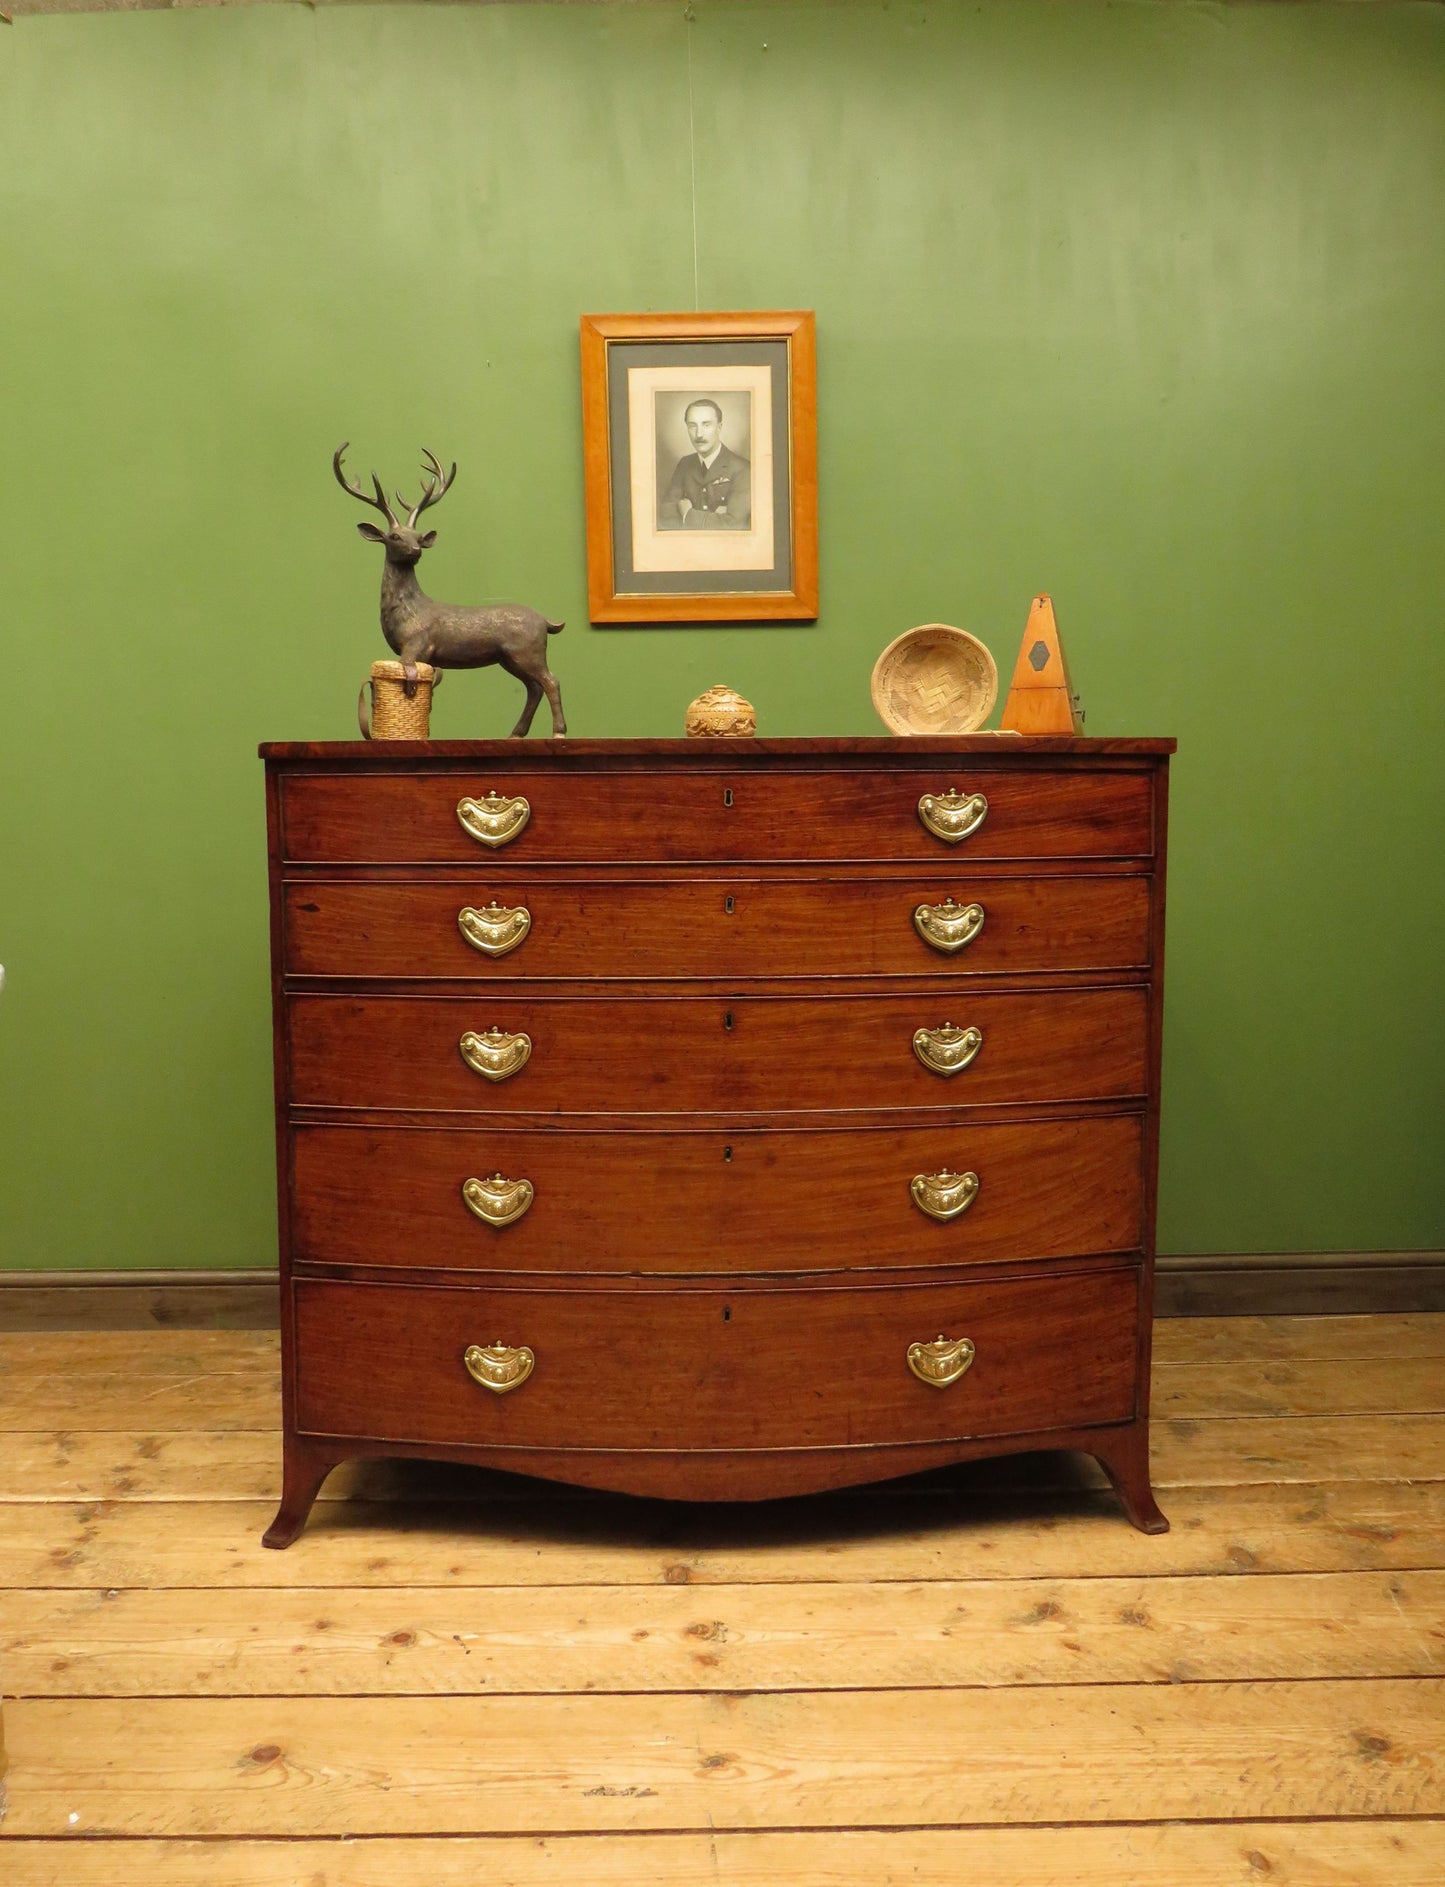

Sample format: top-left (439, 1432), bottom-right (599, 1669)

top-left (259, 735), bottom-right (1174, 1546)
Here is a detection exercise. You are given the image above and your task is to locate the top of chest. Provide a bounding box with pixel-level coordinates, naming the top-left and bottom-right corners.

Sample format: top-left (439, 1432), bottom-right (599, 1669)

top-left (263, 738), bottom-right (1172, 868)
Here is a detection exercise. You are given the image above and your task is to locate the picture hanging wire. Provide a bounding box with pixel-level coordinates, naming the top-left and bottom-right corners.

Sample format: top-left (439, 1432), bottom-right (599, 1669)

top-left (686, 7), bottom-right (701, 309)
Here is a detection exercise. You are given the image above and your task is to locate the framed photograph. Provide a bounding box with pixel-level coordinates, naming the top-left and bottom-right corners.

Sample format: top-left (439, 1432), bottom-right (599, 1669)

top-left (580, 310), bottom-right (817, 624)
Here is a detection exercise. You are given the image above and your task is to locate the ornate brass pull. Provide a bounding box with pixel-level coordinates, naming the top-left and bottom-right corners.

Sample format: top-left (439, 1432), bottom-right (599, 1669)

top-left (913, 898), bottom-right (985, 954)
top-left (461, 1172), bottom-right (534, 1228)
top-left (458, 902), bottom-right (531, 957)
top-left (907, 1334), bottom-right (976, 1388)
top-left (459, 1028), bottom-right (532, 1083)
top-left (912, 1023), bottom-right (983, 1077)
top-left (910, 1168), bottom-right (981, 1222)
top-left (918, 790), bottom-right (988, 845)
top-left (463, 1341), bottom-right (535, 1394)
top-left (457, 793), bottom-right (531, 849)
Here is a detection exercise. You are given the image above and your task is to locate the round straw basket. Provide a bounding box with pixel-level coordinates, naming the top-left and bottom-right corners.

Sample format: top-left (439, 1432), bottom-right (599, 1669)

top-left (870, 624), bottom-right (997, 736)
top-left (358, 661), bottom-right (441, 740)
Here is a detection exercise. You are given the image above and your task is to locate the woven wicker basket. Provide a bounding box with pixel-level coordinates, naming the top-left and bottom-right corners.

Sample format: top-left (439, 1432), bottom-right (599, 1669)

top-left (870, 624), bottom-right (997, 736)
top-left (359, 661), bottom-right (441, 740)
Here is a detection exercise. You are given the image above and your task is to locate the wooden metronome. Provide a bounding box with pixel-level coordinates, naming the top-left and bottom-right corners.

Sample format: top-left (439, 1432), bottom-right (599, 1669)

top-left (1000, 593), bottom-right (1084, 735)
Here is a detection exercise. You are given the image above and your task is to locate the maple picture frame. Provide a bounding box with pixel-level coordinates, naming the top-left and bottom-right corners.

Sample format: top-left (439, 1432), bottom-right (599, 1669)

top-left (580, 310), bottom-right (818, 624)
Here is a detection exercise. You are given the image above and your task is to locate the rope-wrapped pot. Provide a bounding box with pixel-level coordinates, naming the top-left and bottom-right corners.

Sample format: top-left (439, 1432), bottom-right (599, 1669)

top-left (359, 661), bottom-right (441, 740)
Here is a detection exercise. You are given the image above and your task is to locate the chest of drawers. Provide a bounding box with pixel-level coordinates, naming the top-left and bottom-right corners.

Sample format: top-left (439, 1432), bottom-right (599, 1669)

top-left (259, 736), bottom-right (1174, 1546)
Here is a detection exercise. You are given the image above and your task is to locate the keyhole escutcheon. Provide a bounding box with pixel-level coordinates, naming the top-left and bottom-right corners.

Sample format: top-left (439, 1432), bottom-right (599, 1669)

top-left (724, 896), bottom-right (735, 915)
top-left (723, 788), bottom-right (734, 809)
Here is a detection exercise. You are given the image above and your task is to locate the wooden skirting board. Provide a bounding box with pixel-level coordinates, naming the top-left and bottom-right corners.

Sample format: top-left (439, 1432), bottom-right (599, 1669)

top-left (0, 1255), bottom-right (1441, 1329)
top-left (1157, 1250), bottom-right (1445, 1317)
top-left (0, 1272), bottom-right (281, 1333)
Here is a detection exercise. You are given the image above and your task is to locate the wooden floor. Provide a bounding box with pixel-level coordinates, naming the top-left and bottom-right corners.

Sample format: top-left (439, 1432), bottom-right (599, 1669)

top-left (1, 1315), bottom-right (1442, 1883)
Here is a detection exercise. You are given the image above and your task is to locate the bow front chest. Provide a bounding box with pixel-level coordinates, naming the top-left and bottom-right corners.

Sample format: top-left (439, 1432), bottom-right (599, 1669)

top-left (260, 736), bottom-right (1174, 1545)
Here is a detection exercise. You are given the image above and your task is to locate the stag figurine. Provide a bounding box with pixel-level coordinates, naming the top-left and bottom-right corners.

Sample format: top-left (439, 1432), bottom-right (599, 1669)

top-left (335, 444), bottom-right (566, 737)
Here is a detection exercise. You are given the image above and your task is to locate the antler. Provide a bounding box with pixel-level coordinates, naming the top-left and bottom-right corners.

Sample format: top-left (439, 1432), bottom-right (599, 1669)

top-left (399, 448), bottom-right (458, 528)
top-left (333, 442), bottom-right (399, 529)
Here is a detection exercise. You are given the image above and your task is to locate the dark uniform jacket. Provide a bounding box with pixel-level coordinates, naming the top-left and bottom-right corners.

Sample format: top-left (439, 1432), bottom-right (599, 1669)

top-left (660, 443), bottom-right (751, 529)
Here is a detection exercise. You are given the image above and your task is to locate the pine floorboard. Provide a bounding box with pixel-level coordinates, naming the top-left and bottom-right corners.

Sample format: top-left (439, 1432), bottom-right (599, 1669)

top-left (1, 1313), bottom-right (1443, 1881)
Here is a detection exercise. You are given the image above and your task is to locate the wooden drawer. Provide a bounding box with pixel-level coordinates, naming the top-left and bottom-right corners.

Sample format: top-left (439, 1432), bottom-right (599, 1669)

top-left (288, 986), bottom-right (1150, 1114)
top-left (290, 1113), bottom-right (1144, 1273)
top-left (283, 873), bottom-right (1152, 981)
top-left (281, 767), bottom-right (1153, 865)
top-left (293, 1267), bottom-right (1141, 1452)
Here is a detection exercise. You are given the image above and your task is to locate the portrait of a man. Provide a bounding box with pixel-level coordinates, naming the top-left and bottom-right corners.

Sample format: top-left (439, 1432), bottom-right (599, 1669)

top-left (658, 397), bottom-right (752, 530)
top-left (580, 310), bottom-right (815, 621)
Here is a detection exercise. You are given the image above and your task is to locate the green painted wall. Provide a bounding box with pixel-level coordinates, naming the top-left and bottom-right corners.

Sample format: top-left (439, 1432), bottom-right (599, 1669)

top-left (1, 0), bottom-right (1442, 1271)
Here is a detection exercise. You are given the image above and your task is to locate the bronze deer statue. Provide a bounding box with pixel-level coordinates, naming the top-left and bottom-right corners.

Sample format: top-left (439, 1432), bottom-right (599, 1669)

top-left (335, 444), bottom-right (566, 737)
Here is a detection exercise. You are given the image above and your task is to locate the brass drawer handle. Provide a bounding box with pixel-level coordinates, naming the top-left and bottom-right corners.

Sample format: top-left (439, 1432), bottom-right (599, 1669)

top-left (457, 793), bottom-right (531, 848)
top-left (463, 1341), bottom-right (535, 1394)
top-left (912, 1023), bottom-right (983, 1077)
top-left (462, 1172), bottom-right (534, 1227)
top-left (458, 902), bottom-right (531, 957)
top-left (913, 898), bottom-right (985, 954)
top-left (907, 1334), bottom-right (976, 1388)
top-left (918, 790), bottom-right (988, 845)
top-left (459, 1028), bottom-right (532, 1082)
top-left (910, 1168), bottom-right (980, 1221)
